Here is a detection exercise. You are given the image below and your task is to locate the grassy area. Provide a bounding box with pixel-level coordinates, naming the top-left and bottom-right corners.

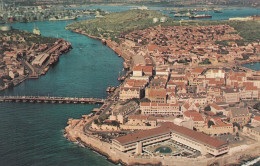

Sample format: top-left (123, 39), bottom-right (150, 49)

top-left (66, 9), bottom-right (172, 42)
top-left (66, 9), bottom-right (260, 44)
top-left (0, 29), bottom-right (57, 46)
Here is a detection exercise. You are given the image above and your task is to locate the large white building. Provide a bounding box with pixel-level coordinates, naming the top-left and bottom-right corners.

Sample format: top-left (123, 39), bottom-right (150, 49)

top-left (140, 102), bottom-right (180, 116)
top-left (112, 122), bottom-right (229, 156)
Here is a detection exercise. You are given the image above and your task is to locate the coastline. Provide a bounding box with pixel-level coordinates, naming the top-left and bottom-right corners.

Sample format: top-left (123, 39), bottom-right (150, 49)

top-left (0, 39), bottom-right (72, 92)
top-left (64, 29), bottom-right (260, 165)
top-left (64, 118), bottom-right (260, 166)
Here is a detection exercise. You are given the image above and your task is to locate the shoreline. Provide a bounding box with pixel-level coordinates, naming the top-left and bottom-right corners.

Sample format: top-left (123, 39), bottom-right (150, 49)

top-left (64, 118), bottom-right (260, 166)
top-left (0, 39), bottom-right (72, 92)
top-left (64, 28), bottom-right (260, 165)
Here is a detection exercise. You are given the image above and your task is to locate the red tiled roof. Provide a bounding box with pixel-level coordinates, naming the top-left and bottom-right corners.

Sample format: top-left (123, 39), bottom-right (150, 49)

top-left (183, 110), bottom-right (204, 121)
top-left (253, 116), bottom-right (260, 122)
top-left (210, 103), bottom-right (224, 110)
top-left (114, 122), bottom-right (227, 148)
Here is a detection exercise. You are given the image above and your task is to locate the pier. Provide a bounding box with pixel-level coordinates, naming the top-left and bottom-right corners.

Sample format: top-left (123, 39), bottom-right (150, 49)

top-left (0, 96), bottom-right (105, 104)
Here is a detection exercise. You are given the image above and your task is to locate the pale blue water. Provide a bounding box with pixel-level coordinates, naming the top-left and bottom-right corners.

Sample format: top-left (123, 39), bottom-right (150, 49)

top-left (0, 6), bottom-right (260, 166)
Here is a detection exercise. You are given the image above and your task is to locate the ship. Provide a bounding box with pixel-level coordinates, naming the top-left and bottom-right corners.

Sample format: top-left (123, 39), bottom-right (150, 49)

top-left (49, 16), bottom-right (77, 21)
top-left (214, 10), bottom-right (223, 13)
top-left (189, 14), bottom-right (212, 19)
top-left (174, 12), bottom-right (192, 17)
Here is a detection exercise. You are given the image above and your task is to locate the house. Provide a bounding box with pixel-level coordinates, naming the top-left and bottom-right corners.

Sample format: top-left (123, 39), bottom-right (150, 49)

top-left (145, 88), bottom-right (167, 103)
top-left (183, 110), bottom-right (205, 131)
top-left (243, 125), bottom-right (260, 141)
top-left (228, 107), bottom-right (250, 126)
top-left (181, 102), bottom-right (200, 112)
top-left (223, 88), bottom-right (240, 104)
top-left (209, 103), bottom-right (228, 116)
top-left (119, 87), bottom-right (141, 100)
top-left (140, 102), bottom-right (180, 116)
top-left (203, 117), bottom-right (233, 136)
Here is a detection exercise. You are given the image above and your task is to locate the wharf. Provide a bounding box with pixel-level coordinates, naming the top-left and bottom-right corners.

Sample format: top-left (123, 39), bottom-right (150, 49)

top-left (0, 96), bottom-right (105, 104)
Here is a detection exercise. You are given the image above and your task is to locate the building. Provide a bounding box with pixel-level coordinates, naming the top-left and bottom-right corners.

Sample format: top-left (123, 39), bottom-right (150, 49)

top-left (32, 53), bottom-right (50, 66)
top-left (209, 103), bottom-right (228, 116)
top-left (145, 88), bottom-right (167, 103)
top-left (119, 87), bottom-right (141, 100)
top-left (223, 88), bottom-right (240, 104)
top-left (203, 117), bottom-right (233, 136)
top-left (183, 110), bottom-right (205, 131)
top-left (127, 115), bottom-right (160, 127)
top-left (112, 122), bottom-right (229, 156)
top-left (140, 102), bottom-right (180, 116)
top-left (205, 69), bottom-right (225, 78)
top-left (228, 107), bottom-right (250, 126)
top-left (243, 125), bottom-right (260, 141)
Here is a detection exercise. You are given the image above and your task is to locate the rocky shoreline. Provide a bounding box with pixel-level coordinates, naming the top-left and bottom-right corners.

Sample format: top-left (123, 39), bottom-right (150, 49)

top-left (64, 118), bottom-right (260, 166)
top-left (64, 28), bottom-right (260, 166)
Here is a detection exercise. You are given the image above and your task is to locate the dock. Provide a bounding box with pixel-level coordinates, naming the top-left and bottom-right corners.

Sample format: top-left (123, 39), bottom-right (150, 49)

top-left (0, 96), bottom-right (105, 104)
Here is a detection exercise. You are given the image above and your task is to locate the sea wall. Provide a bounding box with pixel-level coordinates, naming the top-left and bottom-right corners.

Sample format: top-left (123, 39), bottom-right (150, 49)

top-left (65, 119), bottom-right (260, 166)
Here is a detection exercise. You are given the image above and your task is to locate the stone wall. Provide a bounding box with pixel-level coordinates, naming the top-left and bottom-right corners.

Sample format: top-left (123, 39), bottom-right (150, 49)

top-left (65, 119), bottom-right (260, 166)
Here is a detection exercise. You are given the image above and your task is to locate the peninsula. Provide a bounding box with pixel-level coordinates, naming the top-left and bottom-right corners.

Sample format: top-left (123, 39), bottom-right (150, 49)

top-left (65, 10), bottom-right (260, 166)
top-left (0, 27), bottom-right (72, 90)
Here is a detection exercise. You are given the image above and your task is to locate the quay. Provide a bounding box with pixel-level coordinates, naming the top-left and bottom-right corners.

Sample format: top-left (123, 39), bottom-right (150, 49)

top-left (0, 96), bottom-right (105, 104)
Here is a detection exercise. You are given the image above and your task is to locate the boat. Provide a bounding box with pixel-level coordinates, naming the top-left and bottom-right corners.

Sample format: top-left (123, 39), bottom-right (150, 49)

top-left (49, 16), bottom-right (77, 21)
top-left (214, 10), bottom-right (223, 13)
top-left (174, 12), bottom-right (192, 17)
top-left (189, 14), bottom-right (212, 19)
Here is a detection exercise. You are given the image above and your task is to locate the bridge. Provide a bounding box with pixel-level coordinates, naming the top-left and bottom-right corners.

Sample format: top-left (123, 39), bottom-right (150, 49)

top-left (0, 96), bottom-right (105, 104)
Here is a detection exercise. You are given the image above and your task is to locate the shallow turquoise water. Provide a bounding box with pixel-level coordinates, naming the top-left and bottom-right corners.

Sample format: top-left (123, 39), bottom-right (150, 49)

top-left (0, 6), bottom-right (260, 166)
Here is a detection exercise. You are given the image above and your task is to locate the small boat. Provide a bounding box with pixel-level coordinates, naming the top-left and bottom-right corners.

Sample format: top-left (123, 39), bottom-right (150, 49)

top-left (190, 14), bottom-right (212, 19)
top-left (214, 10), bottom-right (223, 13)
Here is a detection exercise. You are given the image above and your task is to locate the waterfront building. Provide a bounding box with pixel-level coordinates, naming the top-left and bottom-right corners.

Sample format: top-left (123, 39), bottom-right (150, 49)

top-left (140, 102), bottom-right (180, 116)
top-left (119, 87), bottom-right (141, 100)
top-left (228, 107), bottom-right (250, 126)
top-left (32, 53), bottom-right (50, 67)
top-left (112, 122), bottom-right (229, 156)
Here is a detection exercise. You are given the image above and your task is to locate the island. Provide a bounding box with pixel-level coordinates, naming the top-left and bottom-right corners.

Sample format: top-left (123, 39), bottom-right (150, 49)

top-left (0, 26), bottom-right (72, 90)
top-left (65, 10), bottom-right (260, 166)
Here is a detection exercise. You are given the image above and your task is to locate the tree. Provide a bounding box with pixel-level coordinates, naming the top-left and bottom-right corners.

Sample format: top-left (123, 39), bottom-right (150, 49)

top-left (233, 122), bottom-right (240, 130)
top-left (111, 121), bottom-right (120, 127)
top-left (204, 105), bottom-right (211, 112)
top-left (208, 120), bottom-right (215, 128)
top-left (253, 102), bottom-right (260, 111)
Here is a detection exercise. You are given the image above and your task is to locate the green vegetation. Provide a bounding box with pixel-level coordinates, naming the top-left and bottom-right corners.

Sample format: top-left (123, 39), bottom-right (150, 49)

top-left (67, 9), bottom-right (260, 44)
top-left (253, 102), bottom-right (260, 111)
top-left (208, 120), bottom-right (214, 128)
top-left (66, 9), bottom-right (172, 42)
top-left (0, 29), bottom-right (57, 46)
top-left (199, 58), bottom-right (211, 65)
top-left (204, 105), bottom-right (211, 111)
